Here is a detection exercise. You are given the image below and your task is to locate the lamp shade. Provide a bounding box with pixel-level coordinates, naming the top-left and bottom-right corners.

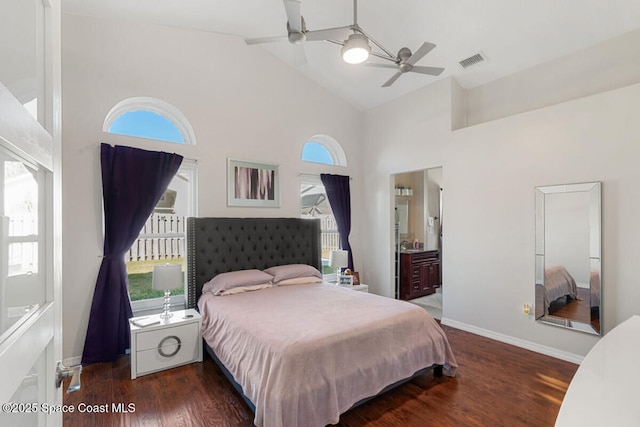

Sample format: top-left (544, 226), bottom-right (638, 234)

top-left (329, 250), bottom-right (349, 269)
top-left (152, 263), bottom-right (183, 291)
top-left (341, 33), bottom-right (370, 64)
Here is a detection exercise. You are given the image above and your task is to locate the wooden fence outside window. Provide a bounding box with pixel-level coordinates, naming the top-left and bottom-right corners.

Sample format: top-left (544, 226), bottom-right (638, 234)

top-left (128, 213), bottom-right (185, 262)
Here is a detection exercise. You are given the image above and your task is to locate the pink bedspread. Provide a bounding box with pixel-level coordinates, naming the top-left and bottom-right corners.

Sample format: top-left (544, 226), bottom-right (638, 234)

top-left (198, 282), bottom-right (457, 427)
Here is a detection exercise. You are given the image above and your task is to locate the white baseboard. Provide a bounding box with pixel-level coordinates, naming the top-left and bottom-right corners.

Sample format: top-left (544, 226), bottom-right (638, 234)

top-left (440, 317), bottom-right (584, 365)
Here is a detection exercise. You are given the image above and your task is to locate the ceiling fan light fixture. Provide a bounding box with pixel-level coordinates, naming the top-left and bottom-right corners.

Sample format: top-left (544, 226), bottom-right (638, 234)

top-left (341, 33), bottom-right (370, 64)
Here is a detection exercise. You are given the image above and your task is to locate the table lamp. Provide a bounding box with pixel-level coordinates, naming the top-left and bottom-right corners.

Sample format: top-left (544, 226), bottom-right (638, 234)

top-left (152, 263), bottom-right (183, 320)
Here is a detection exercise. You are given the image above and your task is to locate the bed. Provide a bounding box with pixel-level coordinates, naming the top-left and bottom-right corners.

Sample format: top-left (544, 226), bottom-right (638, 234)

top-left (541, 265), bottom-right (579, 315)
top-left (187, 217), bottom-right (457, 427)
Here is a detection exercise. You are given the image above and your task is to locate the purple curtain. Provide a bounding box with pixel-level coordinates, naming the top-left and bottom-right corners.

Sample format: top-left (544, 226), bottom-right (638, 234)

top-left (82, 143), bottom-right (183, 364)
top-left (320, 174), bottom-right (354, 270)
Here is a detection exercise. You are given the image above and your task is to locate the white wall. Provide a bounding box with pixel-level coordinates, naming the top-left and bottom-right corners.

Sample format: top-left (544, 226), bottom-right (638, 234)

top-left (61, 14), bottom-right (363, 362)
top-left (464, 28), bottom-right (640, 126)
top-left (363, 74), bottom-right (640, 360)
top-left (362, 78), bottom-right (452, 300)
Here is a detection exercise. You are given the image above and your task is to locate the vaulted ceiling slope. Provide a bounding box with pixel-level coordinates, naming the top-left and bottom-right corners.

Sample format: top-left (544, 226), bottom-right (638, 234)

top-left (62, 0), bottom-right (640, 110)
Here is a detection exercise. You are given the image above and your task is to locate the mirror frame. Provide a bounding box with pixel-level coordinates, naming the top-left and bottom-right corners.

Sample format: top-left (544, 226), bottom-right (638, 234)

top-left (535, 182), bottom-right (602, 335)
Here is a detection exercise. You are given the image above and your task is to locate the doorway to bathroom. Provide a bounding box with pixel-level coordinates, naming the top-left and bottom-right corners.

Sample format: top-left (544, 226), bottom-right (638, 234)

top-left (392, 167), bottom-right (443, 319)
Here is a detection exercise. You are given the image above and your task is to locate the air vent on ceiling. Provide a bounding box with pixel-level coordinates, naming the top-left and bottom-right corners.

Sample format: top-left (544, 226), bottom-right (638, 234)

top-left (459, 52), bottom-right (486, 69)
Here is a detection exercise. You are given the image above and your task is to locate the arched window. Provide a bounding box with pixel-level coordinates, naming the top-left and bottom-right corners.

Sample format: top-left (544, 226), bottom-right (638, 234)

top-left (110, 110), bottom-right (184, 143)
top-left (301, 134), bottom-right (347, 166)
top-left (103, 97), bottom-right (196, 145)
top-left (102, 97), bottom-right (198, 314)
top-left (302, 142), bottom-right (333, 165)
top-left (300, 134), bottom-right (347, 277)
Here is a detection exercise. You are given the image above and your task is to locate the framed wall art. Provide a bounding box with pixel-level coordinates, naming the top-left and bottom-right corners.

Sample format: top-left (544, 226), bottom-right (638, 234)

top-left (227, 159), bottom-right (280, 207)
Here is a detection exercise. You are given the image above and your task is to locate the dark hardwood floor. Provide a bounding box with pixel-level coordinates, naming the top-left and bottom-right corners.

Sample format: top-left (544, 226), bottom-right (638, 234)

top-left (64, 325), bottom-right (578, 427)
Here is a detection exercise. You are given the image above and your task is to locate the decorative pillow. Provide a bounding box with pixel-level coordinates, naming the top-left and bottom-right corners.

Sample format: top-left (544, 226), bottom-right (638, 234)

top-left (276, 276), bottom-right (323, 286)
top-left (263, 264), bottom-right (322, 285)
top-left (202, 269), bottom-right (274, 296)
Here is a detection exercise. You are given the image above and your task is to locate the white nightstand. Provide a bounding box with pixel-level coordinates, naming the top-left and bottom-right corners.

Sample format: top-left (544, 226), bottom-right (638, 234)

top-left (350, 284), bottom-right (369, 292)
top-left (129, 308), bottom-right (203, 379)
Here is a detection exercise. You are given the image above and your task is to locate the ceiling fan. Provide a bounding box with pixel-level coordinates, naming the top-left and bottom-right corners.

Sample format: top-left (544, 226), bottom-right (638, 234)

top-left (244, 0), bottom-right (351, 65)
top-left (365, 43), bottom-right (445, 87)
top-left (246, 0), bottom-right (445, 87)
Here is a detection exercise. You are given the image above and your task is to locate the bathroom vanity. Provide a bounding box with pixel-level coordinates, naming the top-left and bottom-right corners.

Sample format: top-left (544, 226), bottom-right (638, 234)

top-left (398, 250), bottom-right (441, 300)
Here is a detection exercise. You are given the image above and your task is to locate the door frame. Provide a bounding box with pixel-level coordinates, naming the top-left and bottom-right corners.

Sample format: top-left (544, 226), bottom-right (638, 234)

top-left (0, 0), bottom-right (62, 424)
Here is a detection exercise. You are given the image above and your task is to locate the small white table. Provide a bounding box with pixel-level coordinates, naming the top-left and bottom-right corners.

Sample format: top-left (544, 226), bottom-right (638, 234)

top-left (555, 315), bottom-right (640, 426)
top-left (129, 308), bottom-right (202, 379)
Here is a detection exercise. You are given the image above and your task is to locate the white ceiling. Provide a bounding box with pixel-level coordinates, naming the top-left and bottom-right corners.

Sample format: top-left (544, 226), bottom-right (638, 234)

top-left (61, 0), bottom-right (640, 110)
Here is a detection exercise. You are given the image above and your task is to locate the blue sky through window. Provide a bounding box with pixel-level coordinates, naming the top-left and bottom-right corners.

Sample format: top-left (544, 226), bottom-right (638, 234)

top-left (302, 142), bottom-right (333, 165)
top-left (109, 110), bottom-right (185, 143)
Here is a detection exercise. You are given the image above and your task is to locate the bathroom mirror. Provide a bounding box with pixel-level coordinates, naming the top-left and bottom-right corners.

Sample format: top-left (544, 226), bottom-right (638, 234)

top-left (395, 200), bottom-right (409, 236)
top-left (535, 182), bottom-right (601, 335)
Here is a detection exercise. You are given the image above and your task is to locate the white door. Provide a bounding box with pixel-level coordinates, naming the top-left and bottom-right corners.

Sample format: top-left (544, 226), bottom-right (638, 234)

top-left (0, 0), bottom-right (64, 425)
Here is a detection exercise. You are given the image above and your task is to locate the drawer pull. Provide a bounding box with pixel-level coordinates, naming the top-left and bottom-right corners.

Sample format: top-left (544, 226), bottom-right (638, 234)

top-left (157, 335), bottom-right (182, 358)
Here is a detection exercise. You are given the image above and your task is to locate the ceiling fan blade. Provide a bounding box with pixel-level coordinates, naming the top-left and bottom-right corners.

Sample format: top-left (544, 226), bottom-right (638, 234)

top-left (382, 72), bottom-right (403, 88)
top-left (410, 66), bottom-right (445, 76)
top-left (245, 35), bottom-right (287, 45)
top-left (305, 26), bottom-right (352, 42)
top-left (364, 62), bottom-right (398, 70)
top-left (293, 44), bottom-right (308, 66)
top-left (284, 0), bottom-right (302, 33)
top-left (406, 42), bottom-right (436, 66)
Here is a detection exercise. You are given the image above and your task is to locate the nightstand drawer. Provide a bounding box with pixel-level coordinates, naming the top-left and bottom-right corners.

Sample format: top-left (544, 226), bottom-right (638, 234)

top-left (135, 332), bottom-right (199, 376)
top-left (130, 310), bottom-right (203, 379)
top-left (136, 322), bottom-right (198, 351)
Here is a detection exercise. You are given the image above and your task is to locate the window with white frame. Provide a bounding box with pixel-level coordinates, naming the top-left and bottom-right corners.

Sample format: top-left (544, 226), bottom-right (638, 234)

top-left (301, 134), bottom-right (347, 167)
top-left (103, 97), bottom-right (196, 145)
top-left (103, 97), bottom-right (197, 315)
top-left (300, 179), bottom-right (340, 278)
top-left (300, 134), bottom-right (347, 279)
top-left (126, 163), bottom-right (196, 314)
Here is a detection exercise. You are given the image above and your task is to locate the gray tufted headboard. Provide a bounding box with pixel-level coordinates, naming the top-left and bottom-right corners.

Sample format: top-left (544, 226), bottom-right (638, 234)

top-left (186, 217), bottom-right (322, 308)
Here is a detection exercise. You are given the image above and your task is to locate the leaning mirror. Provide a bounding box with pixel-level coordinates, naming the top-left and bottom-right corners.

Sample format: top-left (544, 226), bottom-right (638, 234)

top-left (535, 182), bottom-right (601, 335)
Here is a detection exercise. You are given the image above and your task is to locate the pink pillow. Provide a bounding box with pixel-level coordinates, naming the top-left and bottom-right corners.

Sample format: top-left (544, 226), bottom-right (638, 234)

top-left (202, 269), bottom-right (274, 296)
top-left (263, 264), bottom-right (322, 285)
